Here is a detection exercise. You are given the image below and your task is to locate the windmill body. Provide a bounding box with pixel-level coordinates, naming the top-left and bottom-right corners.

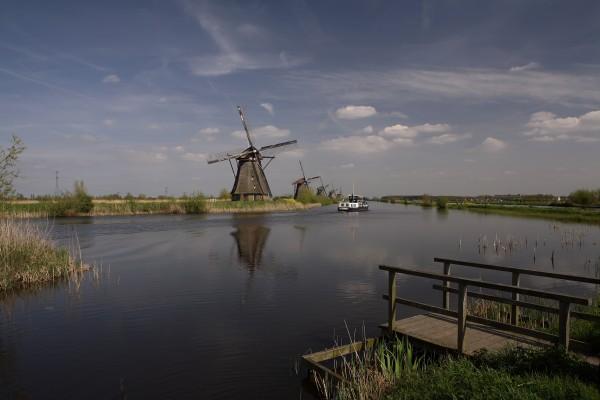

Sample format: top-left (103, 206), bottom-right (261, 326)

top-left (208, 106), bottom-right (297, 201)
top-left (292, 161), bottom-right (320, 199)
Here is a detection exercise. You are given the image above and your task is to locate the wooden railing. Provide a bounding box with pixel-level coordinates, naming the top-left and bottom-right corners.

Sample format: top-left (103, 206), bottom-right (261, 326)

top-left (380, 261), bottom-right (599, 353)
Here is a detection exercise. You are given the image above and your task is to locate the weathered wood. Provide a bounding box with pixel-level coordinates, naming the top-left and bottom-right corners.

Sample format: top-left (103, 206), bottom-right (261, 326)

top-left (511, 272), bottom-right (520, 326)
top-left (303, 356), bottom-right (347, 384)
top-left (388, 271), bottom-right (397, 335)
top-left (443, 261), bottom-right (451, 310)
top-left (457, 283), bottom-right (468, 353)
top-left (559, 301), bottom-right (572, 350)
top-left (379, 265), bottom-right (591, 305)
top-left (467, 315), bottom-right (557, 343)
top-left (304, 338), bottom-right (377, 363)
top-left (572, 311), bottom-right (600, 322)
top-left (432, 284), bottom-right (558, 314)
top-left (382, 295), bottom-right (458, 318)
top-left (434, 257), bottom-right (600, 285)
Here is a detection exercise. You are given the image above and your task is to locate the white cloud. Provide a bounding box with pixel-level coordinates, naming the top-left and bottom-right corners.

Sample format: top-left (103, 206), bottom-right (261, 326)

top-left (339, 163), bottom-right (355, 169)
top-left (481, 137), bottom-right (507, 152)
top-left (173, 146), bottom-right (185, 153)
top-left (427, 133), bottom-right (472, 145)
top-left (181, 152), bottom-right (207, 162)
top-left (122, 149), bottom-right (167, 163)
top-left (260, 102), bottom-right (274, 115)
top-left (102, 74), bottom-right (120, 83)
top-left (509, 62), bottom-right (540, 72)
top-left (103, 119), bottom-right (115, 127)
top-left (361, 125), bottom-right (374, 134)
top-left (146, 123), bottom-right (161, 130)
top-left (525, 109), bottom-right (600, 142)
top-left (232, 125), bottom-right (290, 140)
top-left (380, 123), bottom-right (450, 138)
top-left (335, 105), bottom-right (377, 119)
top-left (278, 148), bottom-right (304, 159)
top-left (321, 135), bottom-right (393, 154)
top-left (192, 127), bottom-right (219, 142)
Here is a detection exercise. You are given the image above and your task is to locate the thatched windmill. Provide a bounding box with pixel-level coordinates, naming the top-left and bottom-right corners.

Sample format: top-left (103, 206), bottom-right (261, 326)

top-left (292, 161), bottom-right (320, 199)
top-left (207, 106), bottom-right (297, 201)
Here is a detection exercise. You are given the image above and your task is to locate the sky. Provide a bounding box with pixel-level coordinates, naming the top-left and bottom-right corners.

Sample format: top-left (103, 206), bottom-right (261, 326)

top-left (1, 0), bottom-right (600, 197)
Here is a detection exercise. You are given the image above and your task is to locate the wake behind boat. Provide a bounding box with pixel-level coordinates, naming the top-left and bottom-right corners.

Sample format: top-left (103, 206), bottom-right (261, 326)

top-left (338, 194), bottom-right (369, 212)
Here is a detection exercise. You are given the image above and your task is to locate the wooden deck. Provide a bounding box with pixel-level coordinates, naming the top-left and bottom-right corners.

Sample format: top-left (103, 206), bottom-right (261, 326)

top-left (380, 313), bottom-right (551, 355)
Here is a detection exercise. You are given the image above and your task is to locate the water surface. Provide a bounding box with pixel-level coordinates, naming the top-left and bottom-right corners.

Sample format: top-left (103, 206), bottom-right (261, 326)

top-left (1, 203), bottom-right (599, 399)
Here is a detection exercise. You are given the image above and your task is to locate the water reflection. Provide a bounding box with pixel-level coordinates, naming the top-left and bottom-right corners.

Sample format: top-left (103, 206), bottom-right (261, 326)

top-left (231, 220), bottom-right (271, 271)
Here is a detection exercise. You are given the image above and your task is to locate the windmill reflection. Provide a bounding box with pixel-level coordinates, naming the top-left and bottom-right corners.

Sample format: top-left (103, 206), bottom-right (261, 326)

top-left (230, 221), bottom-right (271, 271)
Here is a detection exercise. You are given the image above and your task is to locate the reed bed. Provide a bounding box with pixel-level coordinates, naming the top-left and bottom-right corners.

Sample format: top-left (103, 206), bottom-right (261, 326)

top-left (0, 219), bottom-right (86, 292)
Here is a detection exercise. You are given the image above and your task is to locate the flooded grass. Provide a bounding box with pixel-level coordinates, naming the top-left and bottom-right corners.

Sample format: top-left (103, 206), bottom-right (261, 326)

top-left (0, 219), bottom-right (86, 292)
top-left (452, 203), bottom-right (600, 224)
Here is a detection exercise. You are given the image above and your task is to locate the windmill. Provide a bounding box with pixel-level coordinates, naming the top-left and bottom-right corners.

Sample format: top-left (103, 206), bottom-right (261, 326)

top-left (316, 177), bottom-right (329, 197)
top-left (292, 160), bottom-right (320, 199)
top-left (207, 106), bottom-right (298, 201)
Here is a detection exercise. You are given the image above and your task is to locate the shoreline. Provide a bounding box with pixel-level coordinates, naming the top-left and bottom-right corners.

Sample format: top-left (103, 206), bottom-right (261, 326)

top-left (0, 199), bottom-right (322, 218)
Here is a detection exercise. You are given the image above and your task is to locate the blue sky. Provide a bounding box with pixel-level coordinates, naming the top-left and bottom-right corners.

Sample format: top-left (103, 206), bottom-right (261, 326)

top-left (1, 0), bottom-right (600, 197)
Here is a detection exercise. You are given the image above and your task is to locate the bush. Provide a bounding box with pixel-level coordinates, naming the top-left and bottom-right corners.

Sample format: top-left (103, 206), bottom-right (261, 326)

top-left (435, 196), bottom-right (448, 209)
top-left (73, 180), bottom-right (93, 213)
top-left (296, 186), bottom-right (334, 205)
top-left (421, 194), bottom-right (433, 207)
top-left (569, 189), bottom-right (597, 206)
top-left (218, 188), bottom-right (232, 200)
top-left (183, 193), bottom-right (206, 214)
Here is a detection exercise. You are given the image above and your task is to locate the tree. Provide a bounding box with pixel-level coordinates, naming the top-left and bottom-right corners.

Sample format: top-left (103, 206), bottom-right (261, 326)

top-left (569, 189), bottom-right (595, 206)
top-left (73, 180), bottom-right (93, 213)
top-left (0, 136), bottom-right (26, 198)
top-left (218, 188), bottom-right (231, 200)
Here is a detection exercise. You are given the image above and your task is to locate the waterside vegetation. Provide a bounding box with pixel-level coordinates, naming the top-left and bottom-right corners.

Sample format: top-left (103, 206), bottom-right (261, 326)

top-left (0, 219), bottom-right (87, 293)
top-left (313, 336), bottom-right (600, 400)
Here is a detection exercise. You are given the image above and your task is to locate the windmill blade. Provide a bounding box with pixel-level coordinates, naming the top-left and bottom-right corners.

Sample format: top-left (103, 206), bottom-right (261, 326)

top-left (207, 147), bottom-right (251, 164)
top-left (259, 140), bottom-right (298, 157)
top-left (306, 176), bottom-right (320, 181)
top-left (237, 106), bottom-right (254, 148)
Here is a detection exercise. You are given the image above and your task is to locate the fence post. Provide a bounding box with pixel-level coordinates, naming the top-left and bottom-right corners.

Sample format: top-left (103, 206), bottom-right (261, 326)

top-left (558, 301), bottom-right (571, 351)
top-left (457, 283), bottom-right (468, 353)
top-left (443, 261), bottom-right (451, 310)
top-left (511, 272), bottom-right (520, 325)
top-left (388, 271), bottom-right (397, 334)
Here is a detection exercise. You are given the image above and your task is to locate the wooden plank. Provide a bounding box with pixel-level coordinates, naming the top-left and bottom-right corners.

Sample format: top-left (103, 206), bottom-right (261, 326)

top-left (303, 338), bottom-right (377, 363)
top-left (511, 272), bottom-right (520, 326)
top-left (302, 356), bottom-right (347, 384)
top-left (572, 311), bottom-right (600, 322)
top-left (467, 314), bottom-right (557, 342)
top-left (443, 261), bottom-right (451, 310)
top-left (432, 284), bottom-right (558, 314)
top-left (559, 301), bottom-right (571, 350)
top-left (457, 283), bottom-right (468, 353)
top-left (433, 257), bottom-right (600, 285)
top-left (379, 265), bottom-right (591, 305)
top-left (382, 295), bottom-right (458, 318)
top-left (388, 271), bottom-right (397, 334)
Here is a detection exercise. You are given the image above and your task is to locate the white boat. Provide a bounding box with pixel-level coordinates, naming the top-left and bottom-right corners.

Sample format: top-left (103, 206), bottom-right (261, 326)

top-left (338, 194), bottom-right (369, 212)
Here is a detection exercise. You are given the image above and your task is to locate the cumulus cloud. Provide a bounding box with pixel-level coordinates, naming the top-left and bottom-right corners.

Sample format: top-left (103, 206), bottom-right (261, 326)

top-left (260, 102), bottom-right (274, 115)
top-left (339, 163), bottom-right (355, 169)
top-left (192, 127), bottom-right (219, 142)
top-left (103, 119), bottom-right (115, 127)
top-left (335, 105), bottom-right (377, 119)
top-left (361, 125), bottom-right (374, 134)
top-left (102, 74), bottom-right (120, 83)
top-left (427, 133), bottom-right (472, 145)
top-left (379, 123), bottom-right (450, 138)
top-left (480, 137), bottom-right (507, 152)
top-left (525, 110), bottom-right (600, 142)
top-left (122, 149), bottom-right (167, 163)
top-left (232, 125), bottom-right (290, 140)
top-left (509, 62), bottom-right (540, 72)
top-left (172, 145), bottom-right (185, 153)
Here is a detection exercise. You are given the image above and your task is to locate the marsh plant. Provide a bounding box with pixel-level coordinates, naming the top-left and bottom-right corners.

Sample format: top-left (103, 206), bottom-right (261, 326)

top-left (0, 219), bottom-right (86, 292)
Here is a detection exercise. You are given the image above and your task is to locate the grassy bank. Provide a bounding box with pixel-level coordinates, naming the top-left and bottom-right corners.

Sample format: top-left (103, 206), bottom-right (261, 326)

top-left (450, 203), bottom-right (600, 224)
top-left (315, 337), bottom-right (600, 400)
top-left (0, 219), bottom-right (85, 292)
top-left (0, 198), bottom-right (318, 218)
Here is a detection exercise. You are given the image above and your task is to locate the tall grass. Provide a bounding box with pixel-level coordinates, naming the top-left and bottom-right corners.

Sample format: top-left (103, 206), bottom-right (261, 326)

top-left (0, 219), bottom-right (85, 292)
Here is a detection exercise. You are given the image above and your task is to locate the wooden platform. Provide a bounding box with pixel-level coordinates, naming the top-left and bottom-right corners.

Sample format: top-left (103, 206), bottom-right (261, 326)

top-left (380, 313), bottom-right (555, 355)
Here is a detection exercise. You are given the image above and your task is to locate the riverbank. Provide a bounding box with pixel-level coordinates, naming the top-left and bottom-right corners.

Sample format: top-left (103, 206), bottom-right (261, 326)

top-left (450, 203), bottom-right (600, 224)
top-left (0, 198), bottom-right (321, 218)
top-left (0, 219), bottom-right (86, 293)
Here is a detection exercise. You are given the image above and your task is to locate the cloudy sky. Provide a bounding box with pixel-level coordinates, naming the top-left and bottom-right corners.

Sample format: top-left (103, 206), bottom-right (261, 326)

top-left (2, 0), bottom-right (600, 197)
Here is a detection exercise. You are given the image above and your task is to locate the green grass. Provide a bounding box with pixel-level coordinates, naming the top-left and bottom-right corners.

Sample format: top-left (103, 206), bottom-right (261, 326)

top-left (0, 219), bottom-right (84, 292)
top-left (451, 203), bottom-right (600, 224)
top-left (321, 337), bottom-right (600, 400)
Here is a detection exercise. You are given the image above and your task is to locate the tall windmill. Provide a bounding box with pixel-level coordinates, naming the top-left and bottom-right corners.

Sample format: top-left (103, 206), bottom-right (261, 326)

top-left (207, 106), bottom-right (297, 201)
top-left (292, 160), bottom-right (320, 199)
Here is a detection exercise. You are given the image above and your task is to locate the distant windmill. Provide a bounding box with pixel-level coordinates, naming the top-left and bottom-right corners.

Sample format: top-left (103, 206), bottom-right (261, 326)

top-left (316, 177), bottom-right (329, 197)
top-left (207, 106), bottom-right (298, 201)
top-left (292, 160), bottom-right (320, 199)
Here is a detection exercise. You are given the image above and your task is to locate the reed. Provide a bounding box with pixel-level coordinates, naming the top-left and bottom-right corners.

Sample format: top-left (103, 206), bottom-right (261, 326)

top-left (0, 219), bottom-right (86, 292)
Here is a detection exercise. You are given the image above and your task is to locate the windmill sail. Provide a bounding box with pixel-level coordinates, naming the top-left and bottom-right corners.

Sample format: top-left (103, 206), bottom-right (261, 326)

top-left (207, 147), bottom-right (250, 164)
top-left (259, 140), bottom-right (298, 157)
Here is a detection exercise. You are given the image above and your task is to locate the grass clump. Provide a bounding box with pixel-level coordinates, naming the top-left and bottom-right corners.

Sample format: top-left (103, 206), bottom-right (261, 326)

top-left (182, 192), bottom-right (207, 214)
top-left (435, 196), bottom-right (448, 210)
top-left (296, 187), bottom-right (335, 206)
top-left (0, 219), bottom-right (84, 292)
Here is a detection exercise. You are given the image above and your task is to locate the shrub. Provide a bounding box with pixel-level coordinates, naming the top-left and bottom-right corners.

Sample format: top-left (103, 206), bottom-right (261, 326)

top-left (218, 188), bottom-right (232, 200)
top-left (183, 192), bottom-right (206, 214)
top-left (421, 194), bottom-right (433, 207)
top-left (435, 196), bottom-right (448, 209)
top-left (569, 189), bottom-right (597, 206)
top-left (72, 180), bottom-right (93, 213)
